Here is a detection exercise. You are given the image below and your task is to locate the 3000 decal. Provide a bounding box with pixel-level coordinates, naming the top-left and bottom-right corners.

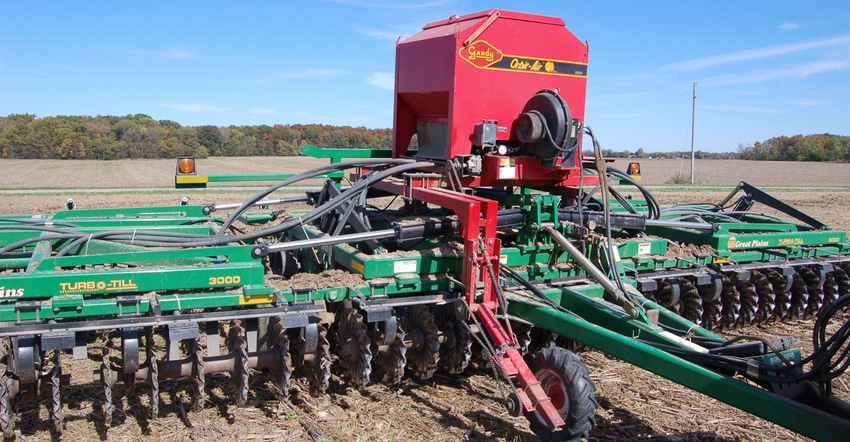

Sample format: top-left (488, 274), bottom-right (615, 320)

top-left (209, 276), bottom-right (242, 285)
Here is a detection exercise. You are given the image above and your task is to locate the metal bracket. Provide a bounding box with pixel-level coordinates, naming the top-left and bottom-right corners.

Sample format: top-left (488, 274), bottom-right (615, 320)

top-left (13, 335), bottom-right (38, 384)
top-left (301, 321), bottom-right (319, 356)
top-left (122, 328), bottom-right (140, 373)
top-left (41, 330), bottom-right (87, 359)
top-left (206, 321), bottom-right (220, 357)
top-left (117, 295), bottom-right (142, 316)
top-left (166, 322), bottom-right (200, 360)
top-left (39, 331), bottom-right (70, 353)
top-left (463, 10), bottom-right (500, 46)
top-left (14, 300), bottom-right (41, 323)
top-left (245, 318), bottom-right (259, 353)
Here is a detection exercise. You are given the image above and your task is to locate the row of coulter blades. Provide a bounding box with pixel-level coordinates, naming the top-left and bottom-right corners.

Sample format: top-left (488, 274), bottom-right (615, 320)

top-left (630, 186), bottom-right (850, 330)
top-left (0, 301), bottom-right (476, 437)
top-left (5, 263), bottom-right (849, 436)
top-left (639, 261), bottom-right (850, 331)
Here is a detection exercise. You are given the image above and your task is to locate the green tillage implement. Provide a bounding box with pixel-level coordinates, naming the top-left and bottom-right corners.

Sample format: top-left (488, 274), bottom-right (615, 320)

top-left (2, 146), bottom-right (850, 440)
top-left (508, 287), bottom-right (850, 441)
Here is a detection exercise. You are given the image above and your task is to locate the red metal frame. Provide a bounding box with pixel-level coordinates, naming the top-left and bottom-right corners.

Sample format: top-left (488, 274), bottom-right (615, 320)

top-left (383, 9), bottom-right (596, 429)
top-left (373, 176), bottom-right (565, 430)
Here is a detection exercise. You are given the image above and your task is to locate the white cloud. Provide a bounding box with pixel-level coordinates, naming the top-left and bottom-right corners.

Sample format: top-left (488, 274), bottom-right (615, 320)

top-left (279, 109), bottom-right (387, 126)
top-left (319, 0), bottom-right (455, 10)
top-left (163, 47), bottom-right (200, 59)
top-left (662, 34), bottom-right (850, 71)
top-left (700, 104), bottom-right (782, 114)
top-left (366, 72), bottom-right (395, 90)
top-left (779, 22), bottom-right (800, 31)
top-left (274, 69), bottom-right (348, 80)
top-left (586, 111), bottom-right (653, 118)
top-left (600, 73), bottom-right (673, 88)
top-left (699, 59), bottom-right (850, 87)
top-left (588, 91), bottom-right (663, 108)
top-left (159, 103), bottom-right (232, 113)
top-left (353, 26), bottom-right (405, 41)
top-left (794, 100), bottom-right (826, 107)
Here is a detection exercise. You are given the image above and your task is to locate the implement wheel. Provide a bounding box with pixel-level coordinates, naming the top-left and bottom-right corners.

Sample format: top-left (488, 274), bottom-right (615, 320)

top-left (524, 347), bottom-right (597, 442)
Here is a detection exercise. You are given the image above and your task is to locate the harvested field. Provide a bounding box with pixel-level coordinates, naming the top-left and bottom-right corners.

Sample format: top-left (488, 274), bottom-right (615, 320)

top-left (0, 157), bottom-right (849, 441)
top-left (1, 157), bottom-right (848, 189)
top-left (608, 158), bottom-right (850, 188)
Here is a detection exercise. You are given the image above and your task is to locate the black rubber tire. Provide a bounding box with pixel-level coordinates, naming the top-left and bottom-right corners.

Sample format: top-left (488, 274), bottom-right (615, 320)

top-left (523, 347), bottom-right (597, 442)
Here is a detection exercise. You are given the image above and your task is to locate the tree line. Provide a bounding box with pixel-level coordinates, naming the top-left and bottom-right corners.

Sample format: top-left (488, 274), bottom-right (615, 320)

top-left (584, 147), bottom-right (739, 160)
top-left (1, 114), bottom-right (847, 162)
top-left (0, 114), bottom-right (392, 160)
top-left (736, 134), bottom-right (850, 162)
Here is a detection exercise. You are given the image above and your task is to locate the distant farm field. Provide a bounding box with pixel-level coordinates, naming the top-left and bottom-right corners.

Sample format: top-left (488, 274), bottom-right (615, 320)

top-left (0, 157), bottom-right (848, 189)
top-left (609, 158), bottom-right (850, 187)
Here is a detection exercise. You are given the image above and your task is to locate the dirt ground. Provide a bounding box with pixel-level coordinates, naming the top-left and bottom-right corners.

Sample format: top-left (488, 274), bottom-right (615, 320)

top-left (1, 157), bottom-right (849, 441)
top-left (0, 157), bottom-right (848, 190)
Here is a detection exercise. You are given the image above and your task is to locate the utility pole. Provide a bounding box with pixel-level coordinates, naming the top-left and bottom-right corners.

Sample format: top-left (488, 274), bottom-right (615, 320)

top-left (690, 82), bottom-right (696, 184)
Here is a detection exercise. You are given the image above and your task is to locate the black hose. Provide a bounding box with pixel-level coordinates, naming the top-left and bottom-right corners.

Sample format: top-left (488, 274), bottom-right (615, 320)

top-left (0, 233), bottom-right (86, 255)
top-left (578, 167), bottom-right (660, 221)
top-left (584, 126), bottom-right (632, 302)
top-left (116, 160), bottom-right (434, 249)
top-left (216, 158), bottom-right (418, 235)
top-left (12, 160), bottom-right (433, 254)
top-left (645, 294), bottom-right (850, 388)
top-left (0, 218), bottom-right (80, 228)
top-left (606, 166), bottom-right (661, 220)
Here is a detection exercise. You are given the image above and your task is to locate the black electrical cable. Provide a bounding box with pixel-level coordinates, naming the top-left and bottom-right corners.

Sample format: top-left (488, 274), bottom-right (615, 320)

top-left (578, 167), bottom-right (660, 221)
top-left (585, 126), bottom-right (633, 303)
top-left (606, 166), bottom-right (661, 220)
top-left (525, 110), bottom-right (574, 153)
top-left (12, 161), bottom-right (427, 256)
top-left (0, 225), bottom-right (91, 255)
top-left (641, 294), bottom-right (850, 387)
top-left (0, 232), bottom-right (87, 255)
top-left (56, 160), bottom-right (436, 252)
top-left (0, 217), bottom-right (81, 228)
top-left (366, 195), bottom-right (399, 213)
top-left (216, 158), bottom-right (418, 236)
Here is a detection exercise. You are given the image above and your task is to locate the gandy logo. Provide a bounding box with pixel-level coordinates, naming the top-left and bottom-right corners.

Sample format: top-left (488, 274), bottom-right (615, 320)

top-left (460, 40), bottom-right (587, 77)
top-left (0, 287), bottom-right (24, 298)
top-left (461, 40), bottom-right (503, 67)
top-left (727, 236), bottom-right (770, 249)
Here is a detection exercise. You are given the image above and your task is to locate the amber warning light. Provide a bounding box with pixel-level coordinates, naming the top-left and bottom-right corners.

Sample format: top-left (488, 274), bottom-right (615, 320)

top-left (627, 162), bottom-right (642, 181)
top-left (174, 157), bottom-right (209, 188)
top-left (177, 157), bottom-right (196, 175)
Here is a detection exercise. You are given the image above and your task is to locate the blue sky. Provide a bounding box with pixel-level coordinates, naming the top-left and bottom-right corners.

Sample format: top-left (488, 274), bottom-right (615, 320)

top-left (1, 1), bottom-right (849, 152)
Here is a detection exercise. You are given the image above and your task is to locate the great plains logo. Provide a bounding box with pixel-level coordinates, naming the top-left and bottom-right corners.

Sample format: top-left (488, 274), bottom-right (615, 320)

top-left (60, 279), bottom-right (138, 294)
top-left (0, 287), bottom-right (24, 298)
top-left (727, 236), bottom-right (770, 249)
